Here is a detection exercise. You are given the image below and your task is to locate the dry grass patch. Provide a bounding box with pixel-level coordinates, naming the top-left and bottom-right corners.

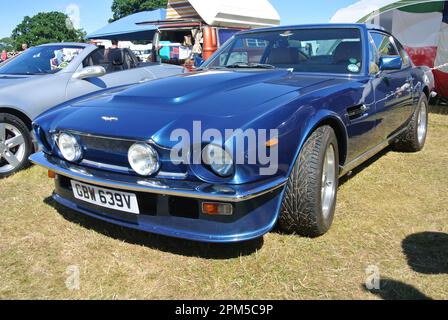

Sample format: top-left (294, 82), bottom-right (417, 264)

top-left (0, 108), bottom-right (447, 299)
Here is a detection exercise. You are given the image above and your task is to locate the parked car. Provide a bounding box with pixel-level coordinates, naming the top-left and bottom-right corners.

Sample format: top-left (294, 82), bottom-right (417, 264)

top-left (31, 24), bottom-right (433, 242)
top-left (0, 42), bottom-right (185, 178)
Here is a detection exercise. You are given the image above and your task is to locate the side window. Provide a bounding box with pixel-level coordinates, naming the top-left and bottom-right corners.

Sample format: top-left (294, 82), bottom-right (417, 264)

top-left (83, 48), bottom-right (137, 74)
top-left (370, 32), bottom-right (399, 57)
top-left (83, 48), bottom-right (107, 69)
top-left (208, 37), bottom-right (267, 67)
top-left (368, 33), bottom-right (379, 75)
top-left (394, 39), bottom-right (411, 67)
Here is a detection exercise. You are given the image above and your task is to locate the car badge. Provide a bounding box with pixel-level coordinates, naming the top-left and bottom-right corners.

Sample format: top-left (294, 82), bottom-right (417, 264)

top-left (102, 116), bottom-right (119, 122)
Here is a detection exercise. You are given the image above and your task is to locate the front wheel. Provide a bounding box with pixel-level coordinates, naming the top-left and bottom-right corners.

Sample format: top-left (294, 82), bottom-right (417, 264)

top-left (278, 126), bottom-right (339, 237)
top-left (0, 113), bottom-right (32, 179)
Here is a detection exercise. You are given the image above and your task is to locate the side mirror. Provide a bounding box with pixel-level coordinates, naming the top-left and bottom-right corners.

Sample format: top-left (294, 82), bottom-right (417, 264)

top-left (73, 66), bottom-right (106, 80)
top-left (379, 56), bottom-right (403, 71)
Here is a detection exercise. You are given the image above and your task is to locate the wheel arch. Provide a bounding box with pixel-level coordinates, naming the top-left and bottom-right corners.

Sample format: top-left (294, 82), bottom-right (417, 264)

top-left (422, 85), bottom-right (430, 100)
top-left (314, 117), bottom-right (348, 167)
top-left (288, 112), bottom-right (348, 178)
top-left (0, 107), bottom-right (33, 130)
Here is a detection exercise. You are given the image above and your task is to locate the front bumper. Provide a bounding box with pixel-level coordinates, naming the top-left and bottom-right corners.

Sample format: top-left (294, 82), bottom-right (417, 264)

top-left (30, 152), bottom-right (287, 243)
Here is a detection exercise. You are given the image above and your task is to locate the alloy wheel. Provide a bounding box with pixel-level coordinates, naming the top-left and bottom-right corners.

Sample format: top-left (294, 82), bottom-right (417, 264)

top-left (321, 144), bottom-right (337, 219)
top-left (0, 122), bottom-right (26, 174)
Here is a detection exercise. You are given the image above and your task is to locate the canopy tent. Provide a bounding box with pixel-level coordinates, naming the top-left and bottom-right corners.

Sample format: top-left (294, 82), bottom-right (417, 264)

top-left (168, 0), bottom-right (281, 28)
top-left (87, 10), bottom-right (167, 41)
top-left (331, 0), bottom-right (448, 97)
top-left (88, 0), bottom-right (280, 41)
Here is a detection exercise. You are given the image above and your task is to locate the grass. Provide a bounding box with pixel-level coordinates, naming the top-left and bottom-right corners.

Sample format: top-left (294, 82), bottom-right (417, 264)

top-left (0, 107), bottom-right (447, 300)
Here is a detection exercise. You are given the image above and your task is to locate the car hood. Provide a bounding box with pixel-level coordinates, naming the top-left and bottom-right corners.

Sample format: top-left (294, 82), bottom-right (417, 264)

top-left (39, 69), bottom-right (352, 145)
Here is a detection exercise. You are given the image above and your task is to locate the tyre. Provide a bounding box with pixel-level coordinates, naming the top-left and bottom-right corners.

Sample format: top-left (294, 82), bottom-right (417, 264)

top-left (393, 94), bottom-right (429, 152)
top-left (0, 113), bottom-right (32, 179)
top-left (278, 126), bottom-right (339, 237)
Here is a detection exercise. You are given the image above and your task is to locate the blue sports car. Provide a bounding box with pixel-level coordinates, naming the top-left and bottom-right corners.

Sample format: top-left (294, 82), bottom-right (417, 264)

top-left (31, 24), bottom-right (433, 243)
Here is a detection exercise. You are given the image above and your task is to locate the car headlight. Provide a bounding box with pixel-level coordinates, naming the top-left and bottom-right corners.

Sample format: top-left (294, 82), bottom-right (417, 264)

top-left (56, 133), bottom-right (82, 162)
top-left (128, 143), bottom-right (160, 176)
top-left (203, 144), bottom-right (234, 177)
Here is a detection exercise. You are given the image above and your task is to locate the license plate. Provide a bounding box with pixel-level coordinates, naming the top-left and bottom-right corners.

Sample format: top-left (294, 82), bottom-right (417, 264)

top-left (71, 181), bottom-right (140, 214)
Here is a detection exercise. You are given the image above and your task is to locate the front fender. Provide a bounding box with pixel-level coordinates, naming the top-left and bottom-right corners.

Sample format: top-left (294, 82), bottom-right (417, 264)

top-left (286, 108), bottom-right (348, 178)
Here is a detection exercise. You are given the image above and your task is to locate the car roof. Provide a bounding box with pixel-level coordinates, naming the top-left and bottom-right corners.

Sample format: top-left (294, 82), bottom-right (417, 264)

top-left (239, 23), bottom-right (387, 34)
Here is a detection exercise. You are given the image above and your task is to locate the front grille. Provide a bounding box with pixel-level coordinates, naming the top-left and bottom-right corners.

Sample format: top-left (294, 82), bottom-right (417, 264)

top-left (79, 135), bottom-right (133, 154)
top-left (67, 132), bottom-right (188, 178)
top-left (62, 133), bottom-right (137, 173)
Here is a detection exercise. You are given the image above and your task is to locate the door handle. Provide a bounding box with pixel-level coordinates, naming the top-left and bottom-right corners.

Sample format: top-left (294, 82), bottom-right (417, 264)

top-left (347, 104), bottom-right (369, 120)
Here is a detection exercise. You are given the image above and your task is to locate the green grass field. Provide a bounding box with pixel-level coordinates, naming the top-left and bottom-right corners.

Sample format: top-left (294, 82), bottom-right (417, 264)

top-left (1, 107), bottom-right (447, 300)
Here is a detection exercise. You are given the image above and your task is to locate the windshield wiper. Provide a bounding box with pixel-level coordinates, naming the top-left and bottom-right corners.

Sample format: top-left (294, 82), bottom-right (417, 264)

top-left (198, 63), bottom-right (276, 71)
top-left (225, 63), bottom-right (276, 69)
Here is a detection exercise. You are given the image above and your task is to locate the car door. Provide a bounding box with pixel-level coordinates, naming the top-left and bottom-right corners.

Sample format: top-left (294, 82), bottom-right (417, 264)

top-left (65, 48), bottom-right (151, 101)
top-left (342, 36), bottom-right (379, 161)
top-left (369, 32), bottom-right (414, 141)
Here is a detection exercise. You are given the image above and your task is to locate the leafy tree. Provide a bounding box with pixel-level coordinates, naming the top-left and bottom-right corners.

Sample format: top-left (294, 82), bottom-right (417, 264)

top-left (0, 37), bottom-right (16, 51)
top-left (11, 12), bottom-right (86, 50)
top-left (110, 0), bottom-right (168, 22)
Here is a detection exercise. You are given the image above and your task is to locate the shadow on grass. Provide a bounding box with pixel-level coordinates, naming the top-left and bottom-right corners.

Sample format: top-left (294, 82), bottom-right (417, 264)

top-left (402, 232), bottom-right (448, 275)
top-left (364, 232), bottom-right (447, 300)
top-left (429, 103), bottom-right (448, 115)
top-left (339, 146), bottom-right (391, 186)
top-left (44, 197), bottom-right (263, 260)
top-left (363, 278), bottom-right (432, 300)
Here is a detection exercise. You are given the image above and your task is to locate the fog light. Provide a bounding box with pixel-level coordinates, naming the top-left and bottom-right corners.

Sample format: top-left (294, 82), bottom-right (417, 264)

top-left (202, 202), bottom-right (233, 216)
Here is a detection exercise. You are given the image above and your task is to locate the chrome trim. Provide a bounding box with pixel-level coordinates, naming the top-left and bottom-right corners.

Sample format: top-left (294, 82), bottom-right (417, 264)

top-left (157, 171), bottom-right (188, 179)
top-left (30, 152), bottom-right (287, 203)
top-left (63, 130), bottom-right (172, 150)
top-left (64, 130), bottom-right (136, 142)
top-left (339, 126), bottom-right (407, 177)
top-left (82, 160), bottom-right (130, 172)
top-left (82, 160), bottom-right (188, 179)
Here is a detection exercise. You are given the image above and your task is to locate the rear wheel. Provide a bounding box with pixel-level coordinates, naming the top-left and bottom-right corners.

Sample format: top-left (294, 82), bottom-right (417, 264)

top-left (0, 113), bottom-right (32, 179)
top-left (278, 126), bottom-right (339, 237)
top-left (394, 94), bottom-right (428, 152)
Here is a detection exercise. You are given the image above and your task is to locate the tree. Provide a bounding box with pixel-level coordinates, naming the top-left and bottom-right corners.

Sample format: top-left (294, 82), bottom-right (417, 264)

top-left (11, 12), bottom-right (86, 50)
top-left (0, 37), bottom-right (15, 51)
top-left (110, 0), bottom-right (168, 22)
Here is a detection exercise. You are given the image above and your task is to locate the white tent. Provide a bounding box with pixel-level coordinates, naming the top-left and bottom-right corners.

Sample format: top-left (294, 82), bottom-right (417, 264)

top-left (167, 0), bottom-right (281, 28)
top-left (331, 0), bottom-right (408, 23)
top-left (331, 0), bottom-right (448, 97)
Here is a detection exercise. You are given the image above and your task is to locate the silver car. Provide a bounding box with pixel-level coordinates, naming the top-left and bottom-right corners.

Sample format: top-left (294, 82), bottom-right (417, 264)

top-left (0, 43), bottom-right (184, 178)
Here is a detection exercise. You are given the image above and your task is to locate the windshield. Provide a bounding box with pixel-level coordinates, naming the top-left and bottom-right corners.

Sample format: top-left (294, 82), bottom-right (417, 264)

top-left (204, 28), bottom-right (363, 74)
top-left (0, 45), bottom-right (84, 75)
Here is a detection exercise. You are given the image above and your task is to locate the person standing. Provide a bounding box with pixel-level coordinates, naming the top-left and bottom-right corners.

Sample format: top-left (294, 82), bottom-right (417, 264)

top-left (1, 50), bottom-right (7, 61)
top-left (110, 40), bottom-right (119, 49)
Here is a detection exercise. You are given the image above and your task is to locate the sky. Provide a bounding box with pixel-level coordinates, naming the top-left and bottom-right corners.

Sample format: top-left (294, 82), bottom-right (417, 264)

top-left (0, 0), bottom-right (359, 39)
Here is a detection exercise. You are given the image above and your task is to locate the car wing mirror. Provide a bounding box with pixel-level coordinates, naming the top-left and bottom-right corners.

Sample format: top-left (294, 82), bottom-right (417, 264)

top-left (379, 56), bottom-right (403, 71)
top-left (73, 66), bottom-right (106, 80)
